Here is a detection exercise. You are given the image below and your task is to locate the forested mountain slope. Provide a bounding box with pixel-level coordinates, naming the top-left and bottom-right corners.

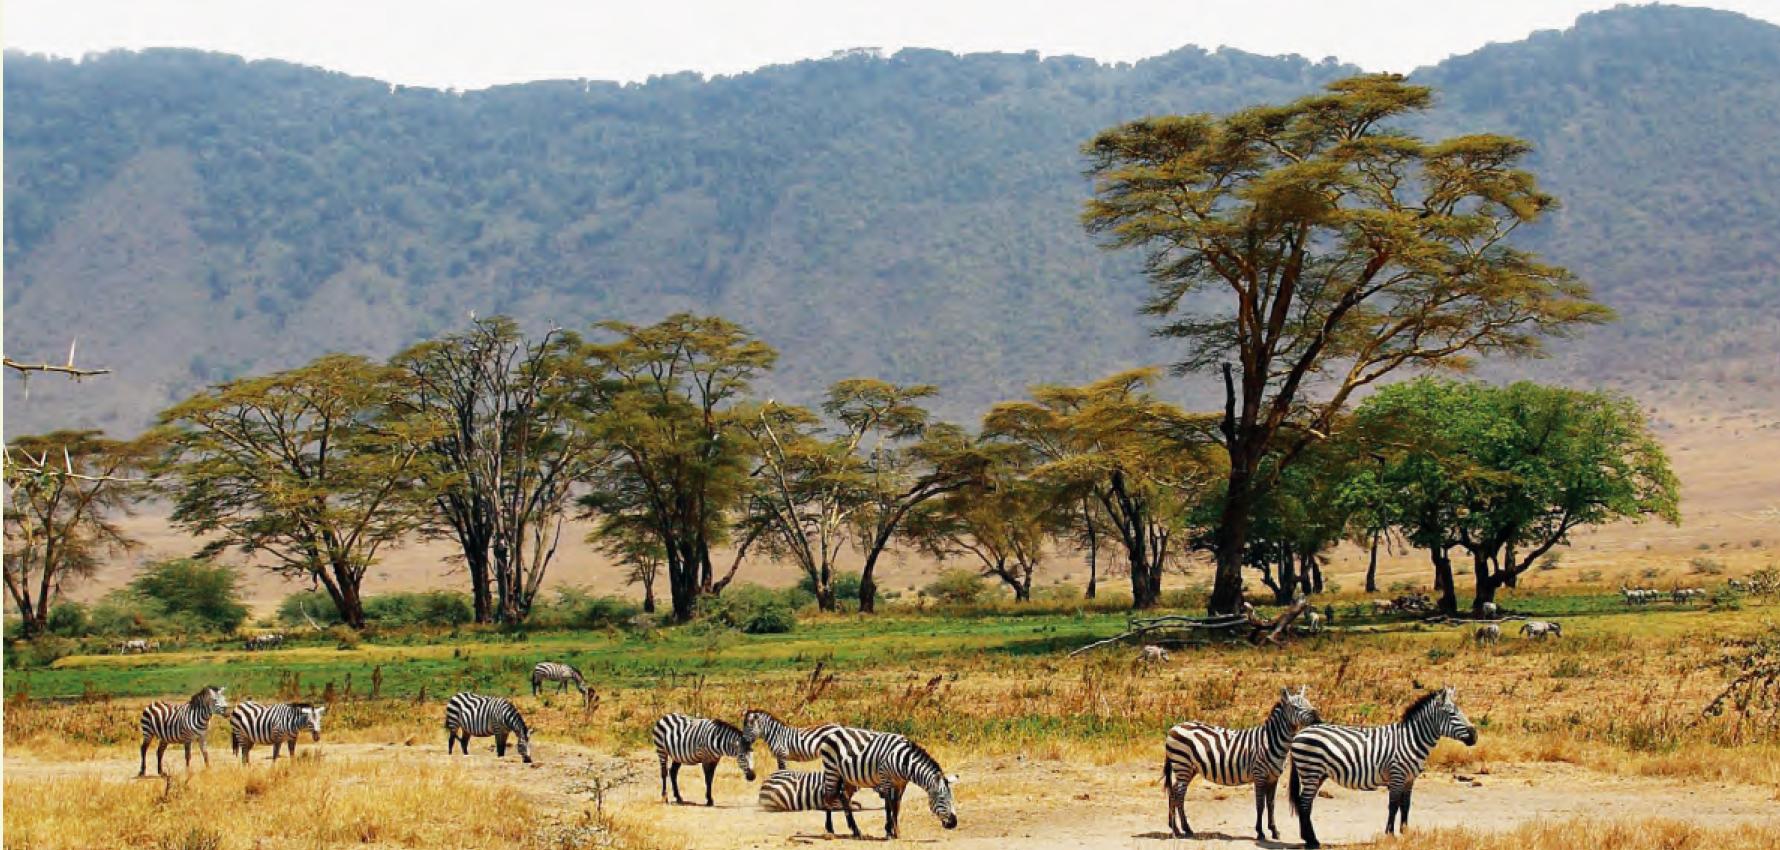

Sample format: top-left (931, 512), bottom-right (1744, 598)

top-left (6, 4), bottom-right (1777, 433)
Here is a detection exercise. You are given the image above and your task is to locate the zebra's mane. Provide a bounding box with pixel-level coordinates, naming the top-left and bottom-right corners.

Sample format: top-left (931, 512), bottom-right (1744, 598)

top-left (707, 718), bottom-right (746, 737)
top-left (899, 737), bottom-right (945, 778)
top-left (1400, 690), bottom-right (1443, 724)
top-left (189, 686), bottom-right (221, 708)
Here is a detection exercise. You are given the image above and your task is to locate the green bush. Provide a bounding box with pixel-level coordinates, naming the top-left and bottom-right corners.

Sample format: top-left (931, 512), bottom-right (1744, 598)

top-left (130, 559), bottom-right (248, 632)
top-left (923, 569), bottom-right (987, 605)
top-left (797, 571), bottom-right (863, 605)
top-left (5, 636), bottom-right (78, 669)
top-left (89, 590), bottom-right (170, 636)
top-left (531, 586), bottom-right (641, 630)
top-left (699, 584), bottom-right (796, 634)
top-left (46, 603), bottom-right (90, 637)
top-left (326, 624), bottom-right (361, 649)
top-left (277, 590), bottom-right (344, 628)
top-left (364, 591), bottom-right (474, 627)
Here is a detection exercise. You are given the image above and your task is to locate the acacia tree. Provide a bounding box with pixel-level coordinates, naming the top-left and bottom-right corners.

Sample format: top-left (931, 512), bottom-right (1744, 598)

top-left (590, 514), bottom-right (665, 614)
top-left (3, 431), bottom-right (151, 637)
top-left (739, 401), bottom-right (865, 612)
top-left (580, 315), bottom-right (773, 623)
top-left (1240, 442), bottom-right (1357, 604)
top-left (157, 354), bottom-right (431, 628)
top-left (396, 317), bottom-right (596, 623)
top-left (904, 462), bottom-right (1054, 602)
top-left (985, 370), bottom-right (1220, 609)
top-left (1083, 74), bottom-right (1610, 614)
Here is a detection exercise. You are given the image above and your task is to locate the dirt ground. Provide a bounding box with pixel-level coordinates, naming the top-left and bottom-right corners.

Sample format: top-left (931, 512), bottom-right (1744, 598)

top-left (8, 742), bottom-right (1777, 849)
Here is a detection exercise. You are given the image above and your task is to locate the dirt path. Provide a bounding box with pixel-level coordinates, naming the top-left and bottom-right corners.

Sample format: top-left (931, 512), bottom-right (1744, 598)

top-left (8, 746), bottom-right (1777, 848)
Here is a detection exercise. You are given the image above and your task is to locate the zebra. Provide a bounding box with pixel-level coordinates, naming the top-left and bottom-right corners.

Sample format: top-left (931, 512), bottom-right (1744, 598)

top-left (243, 633), bottom-right (285, 651)
top-left (757, 769), bottom-right (863, 812)
top-left (530, 661), bottom-right (593, 705)
top-left (444, 693), bottom-right (532, 764)
top-left (1479, 601), bottom-right (1498, 619)
top-left (229, 701), bottom-right (325, 763)
top-left (1300, 610), bottom-right (1325, 633)
top-left (817, 726), bottom-right (958, 838)
top-left (1672, 588), bottom-right (1705, 604)
top-left (1164, 686), bottom-right (1320, 840)
top-left (1137, 644), bottom-right (1172, 665)
top-left (1520, 620), bottom-right (1562, 640)
top-left (117, 638), bottom-right (153, 654)
top-left (652, 713), bottom-right (757, 806)
top-left (1288, 686), bottom-right (1478, 849)
top-left (741, 708), bottom-right (841, 771)
top-left (137, 685), bottom-right (229, 777)
top-left (1474, 623), bottom-right (1502, 644)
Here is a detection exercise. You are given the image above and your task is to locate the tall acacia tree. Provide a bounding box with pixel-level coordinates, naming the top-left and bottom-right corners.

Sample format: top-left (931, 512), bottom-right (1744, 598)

top-left (1084, 74), bottom-right (1610, 614)
top-left (395, 317), bottom-right (595, 623)
top-left (579, 314), bottom-right (773, 623)
top-left (3, 431), bottom-right (152, 637)
top-left (157, 354), bottom-right (431, 628)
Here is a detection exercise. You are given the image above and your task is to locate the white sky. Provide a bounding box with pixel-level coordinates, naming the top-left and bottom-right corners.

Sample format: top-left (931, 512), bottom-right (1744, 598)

top-left (7, 1), bottom-right (1780, 90)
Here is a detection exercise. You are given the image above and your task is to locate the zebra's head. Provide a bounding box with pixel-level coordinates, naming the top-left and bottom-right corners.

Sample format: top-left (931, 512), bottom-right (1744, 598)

top-left (735, 738), bottom-right (756, 781)
top-left (301, 705), bottom-right (326, 741)
top-left (1435, 686), bottom-right (1478, 746)
top-left (926, 774), bottom-right (959, 830)
top-left (1274, 685), bottom-right (1320, 731)
top-left (740, 708), bottom-right (771, 740)
top-left (194, 685), bottom-right (228, 714)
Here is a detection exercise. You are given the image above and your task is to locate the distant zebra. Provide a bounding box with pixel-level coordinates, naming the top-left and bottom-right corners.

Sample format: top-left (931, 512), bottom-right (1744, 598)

top-left (758, 769), bottom-right (863, 812)
top-left (444, 693), bottom-right (532, 763)
top-left (137, 685), bottom-right (229, 777)
top-left (1288, 687), bottom-right (1478, 849)
top-left (1474, 623), bottom-right (1501, 645)
top-left (1136, 645), bottom-right (1172, 666)
top-left (531, 661), bottom-right (593, 704)
top-left (117, 638), bottom-right (153, 654)
top-left (1300, 610), bottom-right (1325, 634)
top-left (1479, 602), bottom-right (1498, 619)
top-left (1164, 686), bottom-right (1320, 840)
top-left (1520, 620), bottom-right (1563, 640)
top-left (1672, 588), bottom-right (1705, 605)
top-left (818, 727), bottom-right (958, 838)
top-left (652, 713), bottom-right (757, 806)
top-left (230, 701), bottom-right (325, 763)
top-left (742, 709), bottom-right (841, 771)
top-left (243, 633), bottom-right (284, 651)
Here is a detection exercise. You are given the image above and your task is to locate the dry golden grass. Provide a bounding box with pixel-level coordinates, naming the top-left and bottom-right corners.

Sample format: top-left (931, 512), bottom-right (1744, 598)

top-left (1347, 818), bottom-right (1780, 850)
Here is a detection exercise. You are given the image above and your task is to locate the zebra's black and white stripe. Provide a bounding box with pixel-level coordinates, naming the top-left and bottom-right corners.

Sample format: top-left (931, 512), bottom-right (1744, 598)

top-left (817, 727), bottom-right (957, 838)
top-left (444, 693), bottom-right (532, 763)
top-left (1164, 686), bottom-right (1320, 840)
top-left (652, 713), bottom-right (757, 806)
top-left (138, 685), bottom-right (229, 776)
top-left (229, 701), bottom-right (325, 763)
top-left (741, 709), bottom-right (842, 771)
top-left (531, 661), bottom-right (591, 702)
top-left (1288, 686), bottom-right (1478, 849)
top-left (757, 769), bottom-right (863, 812)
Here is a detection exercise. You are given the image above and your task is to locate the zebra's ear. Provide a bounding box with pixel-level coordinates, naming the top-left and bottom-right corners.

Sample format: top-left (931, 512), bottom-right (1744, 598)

top-left (1280, 687), bottom-right (1291, 700)
top-left (945, 774), bottom-right (960, 785)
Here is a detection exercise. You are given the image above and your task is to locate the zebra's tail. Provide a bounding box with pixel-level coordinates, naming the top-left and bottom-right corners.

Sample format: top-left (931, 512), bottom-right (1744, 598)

top-left (1162, 756), bottom-right (1172, 788)
top-left (1288, 761), bottom-right (1303, 816)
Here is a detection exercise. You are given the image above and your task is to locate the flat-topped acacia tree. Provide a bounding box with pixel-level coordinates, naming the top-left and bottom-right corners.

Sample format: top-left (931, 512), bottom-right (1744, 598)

top-left (1083, 74), bottom-right (1611, 615)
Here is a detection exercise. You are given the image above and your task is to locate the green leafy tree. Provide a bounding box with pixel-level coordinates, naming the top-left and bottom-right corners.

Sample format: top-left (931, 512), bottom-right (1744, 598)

top-left (3, 431), bottom-right (151, 637)
top-left (1083, 74), bottom-right (1610, 614)
top-left (579, 314), bottom-right (774, 623)
top-left (395, 317), bottom-right (598, 623)
top-left (739, 400), bottom-right (867, 612)
top-left (130, 558), bottom-right (248, 632)
top-left (156, 354), bottom-right (432, 628)
top-left (904, 463), bottom-right (1055, 602)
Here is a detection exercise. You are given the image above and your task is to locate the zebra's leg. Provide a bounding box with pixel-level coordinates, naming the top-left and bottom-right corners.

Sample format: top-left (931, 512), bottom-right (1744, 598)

top-left (1264, 777), bottom-right (1281, 840)
top-left (273, 740), bottom-right (283, 760)
top-left (1167, 767), bottom-right (1194, 838)
top-left (496, 733), bottom-right (508, 758)
top-left (839, 786), bottom-right (863, 838)
top-left (669, 762), bottom-right (685, 803)
top-left (1399, 776), bottom-right (1416, 832)
top-left (702, 761), bottom-right (718, 806)
top-left (885, 786), bottom-right (902, 838)
top-left (139, 736), bottom-right (150, 777)
top-left (199, 737), bottom-right (210, 768)
top-left (241, 741), bottom-right (252, 765)
top-left (532, 678), bottom-right (540, 697)
top-left (156, 742), bottom-right (169, 776)
top-left (659, 754), bottom-right (669, 801)
top-left (1291, 766), bottom-right (1322, 849)
top-left (184, 741), bottom-right (193, 773)
top-left (1252, 779), bottom-right (1273, 841)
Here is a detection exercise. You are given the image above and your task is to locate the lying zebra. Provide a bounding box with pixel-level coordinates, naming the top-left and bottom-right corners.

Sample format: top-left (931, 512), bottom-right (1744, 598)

top-left (230, 701), bottom-right (324, 763)
top-left (1520, 620), bottom-right (1563, 640)
top-left (742, 708), bottom-right (840, 771)
top-left (758, 769), bottom-right (864, 813)
top-left (652, 714), bottom-right (756, 806)
top-left (1289, 686), bottom-right (1478, 848)
top-left (1165, 686), bottom-right (1320, 840)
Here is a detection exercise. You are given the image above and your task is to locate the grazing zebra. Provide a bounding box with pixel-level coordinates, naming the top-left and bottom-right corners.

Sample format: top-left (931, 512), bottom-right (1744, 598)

top-left (137, 685), bottom-right (229, 776)
top-left (1479, 601), bottom-right (1498, 619)
top-left (741, 709), bottom-right (841, 771)
top-left (1288, 686), bottom-right (1478, 849)
top-left (230, 701), bottom-right (325, 763)
top-left (1474, 623), bottom-right (1501, 644)
top-left (1137, 645), bottom-right (1172, 665)
top-left (757, 769), bottom-right (864, 812)
top-left (243, 633), bottom-right (285, 651)
top-left (1300, 610), bottom-right (1325, 633)
top-left (118, 638), bottom-right (154, 654)
top-left (1672, 588), bottom-right (1705, 605)
top-left (652, 714), bottom-right (757, 806)
top-left (444, 693), bottom-right (532, 764)
top-left (1164, 686), bottom-right (1320, 840)
top-left (1520, 620), bottom-right (1563, 640)
top-left (530, 661), bottom-right (592, 703)
top-left (1728, 579), bottom-right (1747, 593)
top-left (818, 727), bottom-right (958, 838)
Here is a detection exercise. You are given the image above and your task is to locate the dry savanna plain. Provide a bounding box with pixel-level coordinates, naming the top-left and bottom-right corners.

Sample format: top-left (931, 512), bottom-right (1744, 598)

top-left (5, 407), bottom-right (1780, 850)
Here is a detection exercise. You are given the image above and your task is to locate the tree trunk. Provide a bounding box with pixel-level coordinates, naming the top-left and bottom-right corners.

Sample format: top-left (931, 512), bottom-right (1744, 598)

top-left (1364, 532), bottom-right (1380, 593)
top-left (467, 547), bottom-right (493, 624)
top-left (1208, 469), bottom-right (1254, 616)
top-left (666, 537), bottom-right (702, 624)
top-left (1429, 547), bottom-right (1457, 615)
top-left (856, 525), bottom-right (897, 615)
top-left (1083, 499), bottom-right (1099, 600)
top-left (1272, 548), bottom-right (1298, 605)
top-left (641, 579), bottom-right (656, 614)
top-left (1472, 551), bottom-right (1504, 614)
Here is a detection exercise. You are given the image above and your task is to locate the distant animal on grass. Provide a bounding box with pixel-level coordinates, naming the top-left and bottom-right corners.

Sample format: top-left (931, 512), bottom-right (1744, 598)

top-left (531, 661), bottom-right (594, 706)
top-left (1371, 600), bottom-right (1396, 615)
top-left (1474, 624), bottom-right (1501, 644)
top-left (230, 701), bottom-right (324, 763)
top-left (243, 633), bottom-right (284, 651)
top-left (1288, 686), bottom-right (1478, 848)
top-left (1165, 686), bottom-right (1321, 840)
top-left (444, 693), bottom-right (532, 764)
top-left (117, 639), bottom-right (154, 654)
top-left (1137, 645), bottom-right (1172, 665)
top-left (652, 713), bottom-right (756, 806)
top-left (1479, 602), bottom-right (1498, 619)
top-left (758, 769), bottom-right (863, 812)
top-left (1671, 588), bottom-right (1705, 605)
top-left (1300, 610), bottom-right (1325, 634)
top-left (1520, 621), bottom-right (1562, 640)
top-left (138, 686), bottom-right (229, 777)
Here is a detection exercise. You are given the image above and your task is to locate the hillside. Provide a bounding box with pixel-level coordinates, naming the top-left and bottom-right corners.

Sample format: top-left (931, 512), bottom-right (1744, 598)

top-left (6, 4), bottom-right (1779, 434)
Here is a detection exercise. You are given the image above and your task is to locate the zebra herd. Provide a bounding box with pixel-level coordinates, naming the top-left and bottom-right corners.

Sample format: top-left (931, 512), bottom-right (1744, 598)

top-left (1622, 586), bottom-right (1706, 605)
top-left (1166, 686), bottom-right (1476, 849)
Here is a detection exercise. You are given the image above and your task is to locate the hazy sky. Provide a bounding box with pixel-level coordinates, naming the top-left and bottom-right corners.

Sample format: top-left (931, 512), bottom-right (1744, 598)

top-left (8, 1), bottom-right (1780, 90)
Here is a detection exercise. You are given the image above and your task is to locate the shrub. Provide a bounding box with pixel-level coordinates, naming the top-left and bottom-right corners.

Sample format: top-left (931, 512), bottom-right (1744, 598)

top-left (1747, 567), bottom-right (1780, 597)
top-left (797, 571), bottom-right (863, 605)
top-left (88, 590), bottom-right (170, 636)
top-left (1689, 557), bottom-right (1726, 576)
top-left (923, 569), bottom-right (988, 606)
top-left (6, 636), bottom-right (78, 669)
top-left (325, 625), bottom-right (361, 649)
top-left (698, 584), bottom-right (796, 634)
top-left (1639, 567), bottom-right (1663, 580)
top-left (1710, 584), bottom-right (1743, 611)
top-left (532, 587), bottom-right (640, 630)
top-left (46, 603), bottom-right (90, 637)
top-left (364, 591), bottom-right (474, 627)
top-left (277, 590), bottom-right (344, 628)
top-left (130, 559), bottom-right (248, 632)
top-left (1577, 569), bottom-right (1603, 583)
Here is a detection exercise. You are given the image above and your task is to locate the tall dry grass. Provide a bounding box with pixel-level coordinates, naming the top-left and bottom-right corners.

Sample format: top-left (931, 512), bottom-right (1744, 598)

top-left (1347, 818), bottom-right (1780, 850)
